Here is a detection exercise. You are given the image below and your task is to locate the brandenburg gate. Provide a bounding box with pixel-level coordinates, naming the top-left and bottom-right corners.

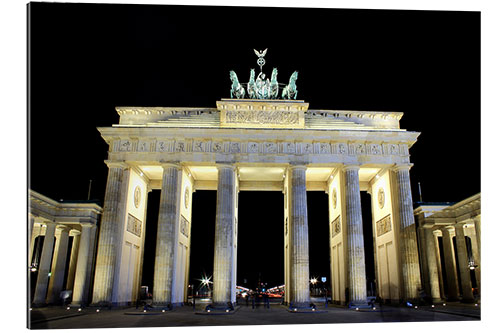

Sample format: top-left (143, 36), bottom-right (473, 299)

top-left (87, 52), bottom-right (421, 310)
top-left (89, 96), bottom-right (421, 310)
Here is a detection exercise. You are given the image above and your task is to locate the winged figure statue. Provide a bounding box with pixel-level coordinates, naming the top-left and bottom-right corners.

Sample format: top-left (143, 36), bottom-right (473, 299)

top-left (254, 49), bottom-right (268, 58)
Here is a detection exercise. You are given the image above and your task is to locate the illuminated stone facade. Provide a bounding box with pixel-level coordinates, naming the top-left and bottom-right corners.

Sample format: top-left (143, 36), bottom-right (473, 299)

top-left (414, 194), bottom-right (481, 303)
top-left (29, 190), bottom-right (102, 307)
top-left (86, 99), bottom-right (422, 308)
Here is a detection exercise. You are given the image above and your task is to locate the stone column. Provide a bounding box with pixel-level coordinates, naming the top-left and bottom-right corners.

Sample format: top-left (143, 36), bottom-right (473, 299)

top-left (393, 165), bottom-right (422, 300)
top-left (474, 216), bottom-right (481, 256)
top-left (212, 164), bottom-right (237, 307)
top-left (441, 227), bottom-right (459, 301)
top-left (343, 165), bottom-right (367, 305)
top-left (288, 165), bottom-right (311, 308)
top-left (66, 231), bottom-right (81, 291)
top-left (469, 226), bottom-right (480, 294)
top-left (153, 164), bottom-right (182, 306)
top-left (455, 223), bottom-right (474, 302)
top-left (433, 231), bottom-right (446, 300)
top-left (424, 228), bottom-right (442, 302)
top-left (92, 162), bottom-right (127, 305)
top-left (46, 226), bottom-right (70, 304)
top-left (29, 214), bottom-right (35, 241)
top-left (473, 216), bottom-right (481, 293)
top-left (83, 225), bottom-right (98, 304)
top-left (71, 223), bottom-right (93, 306)
top-left (32, 222), bottom-right (57, 305)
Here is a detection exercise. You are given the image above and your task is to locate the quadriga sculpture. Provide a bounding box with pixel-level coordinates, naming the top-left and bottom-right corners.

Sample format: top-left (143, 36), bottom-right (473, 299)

top-left (282, 71), bottom-right (299, 100)
top-left (229, 70), bottom-right (245, 99)
top-left (269, 68), bottom-right (279, 99)
top-left (247, 69), bottom-right (257, 99)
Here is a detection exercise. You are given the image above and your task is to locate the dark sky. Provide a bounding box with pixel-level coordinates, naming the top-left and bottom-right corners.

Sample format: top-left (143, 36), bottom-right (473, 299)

top-left (28, 3), bottom-right (480, 290)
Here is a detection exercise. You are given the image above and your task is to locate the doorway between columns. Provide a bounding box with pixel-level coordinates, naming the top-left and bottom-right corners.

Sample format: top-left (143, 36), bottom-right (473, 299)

top-left (237, 191), bottom-right (283, 292)
top-left (307, 191), bottom-right (331, 298)
top-left (360, 192), bottom-right (376, 298)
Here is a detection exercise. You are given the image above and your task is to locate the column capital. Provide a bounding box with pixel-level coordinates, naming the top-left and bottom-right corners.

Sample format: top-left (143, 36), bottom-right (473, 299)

top-left (80, 222), bottom-right (94, 229)
top-left (161, 162), bottom-right (182, 170)
top-left (392, 163), bottom-right (414, 172)
top-left (288, 163), bottom-right (308, 171)
top-left (342, 164), bottom-right (360, 172)
top-left (69, 229), bottom-right (81, 236)
top-left (56, 225), bottom-right (71, 233)
top-left (215, 163), bottom-right (236, 171)
top-left (104, 160), bottom-right (128, 169)
top-left (442, 225), bottom-right (455, 234)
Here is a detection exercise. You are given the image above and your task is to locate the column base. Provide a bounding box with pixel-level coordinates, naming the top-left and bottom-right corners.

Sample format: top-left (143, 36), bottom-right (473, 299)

top-left (151, 302), bottom-right (174, 310)
top-left (69, 302), bottom-right (85, 308)
top-left (31, 302), bottom-right (47, 308)
top-left (288, 303), bottom-right (324, 313)
top-left (204, 302), bottom-right (236, 314)
top-left (460, 297), bottom-right (475, 304)
top-left (348, 301), bottom-right (372, 309)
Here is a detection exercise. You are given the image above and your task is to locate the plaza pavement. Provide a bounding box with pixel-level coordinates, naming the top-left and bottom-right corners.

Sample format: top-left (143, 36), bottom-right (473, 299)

top-left (29, 301), bottom-right (480, 329)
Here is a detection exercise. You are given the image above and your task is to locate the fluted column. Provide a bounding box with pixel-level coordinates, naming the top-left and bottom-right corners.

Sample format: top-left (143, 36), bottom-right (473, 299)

top-left (83, 225), bottom-right (98, 304)
top-left (473, 216), bottom-right (481, 294)
top-left (474, 216), bottom-right (480, 256)
top-left (32, 222), bottom-right (57, 305)
top-left (469, 226), bottom-right (480, 294)
top-left (288, 165), bottom-right (311, 308)
top-left (46, 226), bottom-right (70, 304)
top-left (212, 164), bottom-right (237, 307)
top-left (455, 224), bottom-right (474, 302)
top-left (343, 165), bottom-right (367, 305)
top-left (66, 231), bottom-right (81, 290)
top-left (92, 162), bottom-right (128, 305)
top-left (153, 163), bottom-right (182, 306)
top-left (434, 231), bottom-right (446, 300)
top-left (393, 165), bottom-right (421, 300)
top-left (441, 227), bottom-right (459, 301)
top-left (71, 223), bottom-right (93, 306)
top-left (424, 228), bottom-right (442, 302)
top-left (29, 214), bottom-right (35, 240)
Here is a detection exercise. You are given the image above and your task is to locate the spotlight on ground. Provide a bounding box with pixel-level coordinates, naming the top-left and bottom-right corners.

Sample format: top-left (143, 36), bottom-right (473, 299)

top-left (78, 308), bottom-right (82, 312)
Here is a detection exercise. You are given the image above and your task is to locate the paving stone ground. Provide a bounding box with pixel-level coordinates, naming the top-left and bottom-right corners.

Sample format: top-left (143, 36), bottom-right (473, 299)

top-left (28, 301), bottom-right (480, 329)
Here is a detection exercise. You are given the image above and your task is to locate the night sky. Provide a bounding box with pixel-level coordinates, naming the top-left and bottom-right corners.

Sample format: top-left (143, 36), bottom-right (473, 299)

top-left (28, 3), bottom-right (480, 292)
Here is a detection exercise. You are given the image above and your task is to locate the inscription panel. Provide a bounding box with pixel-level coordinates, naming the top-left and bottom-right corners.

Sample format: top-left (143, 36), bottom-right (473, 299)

top-left (331, 216), bottom-right (341, 238)
top-left (127, 214), bottom-right (142, 237)
top-left (376, 215), bottom-right (392, 237)
top-left (180, 215), bottom-right (190, 238)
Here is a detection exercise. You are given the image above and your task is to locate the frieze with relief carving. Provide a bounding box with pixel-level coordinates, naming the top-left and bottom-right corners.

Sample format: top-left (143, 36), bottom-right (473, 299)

top-left (127, 214), bottom-right (142, 237)
top-left (180, 215), bottom-right (189, 238)
top-left (331, 216), bottom-right (341, 238)
top-left (376, 215), bottom-right (392, 237)
top-left (111, 137), bottom-right (409, 159)
top-left (225, 110), bottom-right (300, 125)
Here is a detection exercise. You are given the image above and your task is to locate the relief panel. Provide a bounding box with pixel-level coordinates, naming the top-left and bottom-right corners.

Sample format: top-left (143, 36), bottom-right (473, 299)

top-left (376, 214), bottom-right (392, 237)
top-left (127, 214), bottom-right (142, 237)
